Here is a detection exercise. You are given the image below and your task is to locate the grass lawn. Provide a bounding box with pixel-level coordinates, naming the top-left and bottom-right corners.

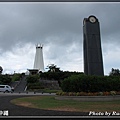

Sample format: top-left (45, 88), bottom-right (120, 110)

top-left (11, 96), bottom-right (120, 112)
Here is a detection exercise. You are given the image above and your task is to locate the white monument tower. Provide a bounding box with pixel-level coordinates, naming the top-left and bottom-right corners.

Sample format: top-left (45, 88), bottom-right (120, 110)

top-left (33, 43), bottom-right (44, 72)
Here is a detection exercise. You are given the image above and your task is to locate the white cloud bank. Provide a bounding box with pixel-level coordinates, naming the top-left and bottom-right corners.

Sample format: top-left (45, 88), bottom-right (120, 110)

top-left (0, 42), bottom-right (35, 74)
top-left (0, 42), bottom-right (83, 74)
top-left (0, 41), bottom-right (119, 75)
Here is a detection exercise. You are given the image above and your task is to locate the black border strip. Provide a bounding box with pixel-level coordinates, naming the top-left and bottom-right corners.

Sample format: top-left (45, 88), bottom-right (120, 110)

top-left (0, 116), bottom-right (120, 118)
top-left (0, 0), bottom-right (120, 2)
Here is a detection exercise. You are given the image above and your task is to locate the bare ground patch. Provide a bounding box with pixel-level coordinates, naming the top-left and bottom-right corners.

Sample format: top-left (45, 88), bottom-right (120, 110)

top-left (14, 102), bottom-right (36, 108)
top-left (46, 106), bottom-right (79, 112)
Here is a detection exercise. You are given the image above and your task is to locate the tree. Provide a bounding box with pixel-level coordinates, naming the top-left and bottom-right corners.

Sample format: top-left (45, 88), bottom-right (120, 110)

top-left (26, 74), bottom-right (40, 83)
top-left (12, 73), bottom-right (22, 82)
top-left (109, 68), bottom-right (120, 76)
top-left (0, 66), bottom-right (3, 74)
top-left (47, 64), bottom-right (61, 72)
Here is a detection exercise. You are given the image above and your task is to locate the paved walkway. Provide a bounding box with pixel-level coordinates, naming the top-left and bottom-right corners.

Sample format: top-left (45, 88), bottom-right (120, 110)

top-left (0, 93), bottom-right (88, 117)
top-left (13, 76), bottom-right (27, 92)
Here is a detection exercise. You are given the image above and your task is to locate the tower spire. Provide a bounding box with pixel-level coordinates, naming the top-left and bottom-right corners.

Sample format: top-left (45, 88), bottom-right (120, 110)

top-left (33, 43), bottom-right (44, 72)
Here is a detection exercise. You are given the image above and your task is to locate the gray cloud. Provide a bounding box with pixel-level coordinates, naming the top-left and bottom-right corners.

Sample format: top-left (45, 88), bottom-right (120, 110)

top-left (0, 3), bottom-right (120, 75)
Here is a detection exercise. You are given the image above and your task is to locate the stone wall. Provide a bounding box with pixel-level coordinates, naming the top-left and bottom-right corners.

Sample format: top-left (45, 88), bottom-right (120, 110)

top-left (39, 79), bottom-right (61, 90)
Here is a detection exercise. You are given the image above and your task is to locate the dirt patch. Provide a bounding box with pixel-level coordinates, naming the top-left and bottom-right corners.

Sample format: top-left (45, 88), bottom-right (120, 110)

top-left (46, 103), bottom-right (120, 112)
top-left (13, 101), bottom-right (79, 112)
top-left (46, 107), bottom-right (79, 112)
top-left (15, 102), bottom-right (36, 108)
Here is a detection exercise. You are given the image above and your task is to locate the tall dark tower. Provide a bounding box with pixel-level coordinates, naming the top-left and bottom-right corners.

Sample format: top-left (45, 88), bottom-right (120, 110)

top-left (83, 15), bottom-right (104, 76)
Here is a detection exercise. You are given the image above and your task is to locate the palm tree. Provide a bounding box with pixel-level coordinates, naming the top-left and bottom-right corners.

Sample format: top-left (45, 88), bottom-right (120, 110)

top-left (47, 64), bottom-right (61, 72)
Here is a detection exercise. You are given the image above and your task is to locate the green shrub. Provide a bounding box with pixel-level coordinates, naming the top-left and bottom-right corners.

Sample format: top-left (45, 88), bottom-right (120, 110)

top-left (110, 91), bottom-right (116, 96)
top-left (26, 75), bottom-right (40, 83)
top-left (76, 92), bottom-right (80, 96)
top-left (0, 74), bottom-right (12, 84)
top-left (56, 91), bottom-right (63, 95)
top-left (12, 74), bottom-right (21, 81)
top-left (61, 92), bottom-right (67, 96)
top-left (61, 74), bottom-right (120, 92)
top-left (68, 92), bottom-right (75, 96)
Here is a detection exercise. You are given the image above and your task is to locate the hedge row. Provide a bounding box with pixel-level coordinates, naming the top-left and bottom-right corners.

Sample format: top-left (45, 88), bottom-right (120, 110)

top-left (61, 75), bottom-right (120, 92)
top-left (40, 71), bottom-right (83, 80)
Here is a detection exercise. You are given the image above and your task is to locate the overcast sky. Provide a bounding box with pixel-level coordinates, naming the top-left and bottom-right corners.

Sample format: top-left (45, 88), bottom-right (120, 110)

top-left (0, 2), bottom-right (120, 75)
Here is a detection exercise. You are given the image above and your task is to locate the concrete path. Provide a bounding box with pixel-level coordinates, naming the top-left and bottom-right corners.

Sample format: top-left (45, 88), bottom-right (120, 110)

top-left (13, 76), bottom-right (27, 92)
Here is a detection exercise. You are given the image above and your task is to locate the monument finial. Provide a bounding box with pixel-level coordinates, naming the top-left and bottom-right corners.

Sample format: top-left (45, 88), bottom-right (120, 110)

top-left (36, 43), bottom-right (43, 49)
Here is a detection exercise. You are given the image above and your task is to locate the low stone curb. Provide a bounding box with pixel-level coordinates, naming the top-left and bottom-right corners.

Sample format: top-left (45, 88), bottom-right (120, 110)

top-left (55, 95), bottom-right (120, 101)
top-left (0, 92), bottom-right (56, 96)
